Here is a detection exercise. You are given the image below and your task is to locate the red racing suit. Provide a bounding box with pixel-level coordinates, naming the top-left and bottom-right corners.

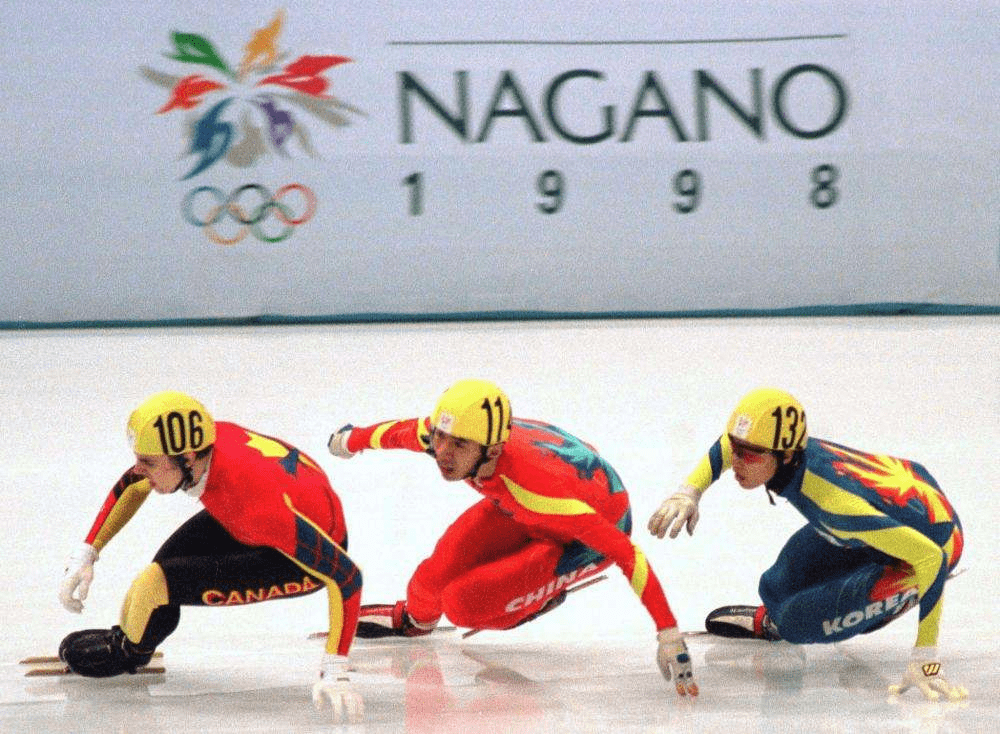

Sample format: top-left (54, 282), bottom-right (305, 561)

top-left (345, 416), bottom-right (678, 632)
top-left (83, 422), bottom-right (361, 656)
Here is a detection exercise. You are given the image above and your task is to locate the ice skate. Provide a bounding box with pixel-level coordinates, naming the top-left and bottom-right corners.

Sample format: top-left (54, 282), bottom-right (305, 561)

top-left (509, 589), bottom-right (567, 628)
top-left (356, 601), bottom-right (435, 638)
top-left (705, 604), bottom-right (781, 641)
top-left (58, 626), bottom-right (155, 677)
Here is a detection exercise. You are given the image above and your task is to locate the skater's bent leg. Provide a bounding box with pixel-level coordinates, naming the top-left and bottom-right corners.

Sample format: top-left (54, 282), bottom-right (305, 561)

top-left (759, 525), bottom-right (891, 641)
top-left (442, 542), bottom-right (610, 630)
top-left (763, 560), bottom-right (917, 643)
top-left (759, 525), bottom-right (842, 612)
top-left (406, 500), bottom-right (530, 626)
top-left (120, 563), bottom-right (179, 652)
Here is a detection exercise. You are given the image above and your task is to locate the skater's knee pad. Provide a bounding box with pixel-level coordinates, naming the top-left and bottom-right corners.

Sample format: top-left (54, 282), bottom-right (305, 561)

top-left (870, 563), bottom-right (916, 601)
top-left (120, 563), bottom-right (170, 645)
top-left (862, 563), bottom-right (919, 634)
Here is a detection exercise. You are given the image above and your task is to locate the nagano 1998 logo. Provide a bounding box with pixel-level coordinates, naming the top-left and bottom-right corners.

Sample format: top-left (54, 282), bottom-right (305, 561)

top-left (140, 10), bottom-right (361, 245)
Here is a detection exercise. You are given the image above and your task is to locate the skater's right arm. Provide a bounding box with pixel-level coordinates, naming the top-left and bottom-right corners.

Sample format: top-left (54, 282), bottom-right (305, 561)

top-left (59, 469), bottom-right (153, 613)
top-left (648, 436), bottom-right (732, 539)
top-left (648, 484), bottom-right (702, 539)
top-left (328, 417), bottom-right (433, 458)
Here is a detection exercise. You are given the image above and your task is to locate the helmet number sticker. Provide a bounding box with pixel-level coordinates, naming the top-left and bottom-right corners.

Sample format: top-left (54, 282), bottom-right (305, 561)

top-left (153, 411), bottom-right (207, 454)
top-left (770, 406), bottom-right (805, 450)
top-left (480, 397), bottom-right (506, 445)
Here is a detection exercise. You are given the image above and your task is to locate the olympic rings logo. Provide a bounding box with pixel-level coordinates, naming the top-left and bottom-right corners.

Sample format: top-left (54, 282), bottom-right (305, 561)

top-left (182, 183), bottom-right (317, 245)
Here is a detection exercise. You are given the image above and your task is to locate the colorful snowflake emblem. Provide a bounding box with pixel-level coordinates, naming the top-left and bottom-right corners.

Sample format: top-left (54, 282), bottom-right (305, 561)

top-left (140, 10), bottom-right (361, 179)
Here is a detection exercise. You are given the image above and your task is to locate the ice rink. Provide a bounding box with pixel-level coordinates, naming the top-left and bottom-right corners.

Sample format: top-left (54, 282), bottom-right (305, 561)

top-left (1, 315), bottom-right (997, 732)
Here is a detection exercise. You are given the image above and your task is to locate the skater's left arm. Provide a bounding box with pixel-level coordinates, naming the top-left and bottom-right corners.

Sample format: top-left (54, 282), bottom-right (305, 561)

top-left (575, 514), bottom-right (699, 697)
top-left (60, 469), bottom-right (154, 613)
top-left (516, 490), bottom-right (698, 696)
top-left (815, 501), bottom-right (966, 700)
top-left (277, 496), bottom-right (365, 720)
top-left (573, 515), bottom-right (678, 628)
top-left (279, 496), bottom-right (362, 656)
top-left (817, 506), bottom-right (949, 648)
top-left (84, 469), bottom-right (155, 552)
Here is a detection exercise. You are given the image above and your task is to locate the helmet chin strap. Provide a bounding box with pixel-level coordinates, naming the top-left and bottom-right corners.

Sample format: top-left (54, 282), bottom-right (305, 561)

top-left (170, 455), bottom-right (196, 492)
top-left (428, 428), bottom-right (496, 481)
top-left (764, 451), bottom-right (803, 504)
top-left (464, 445), bottom-right (492, 480)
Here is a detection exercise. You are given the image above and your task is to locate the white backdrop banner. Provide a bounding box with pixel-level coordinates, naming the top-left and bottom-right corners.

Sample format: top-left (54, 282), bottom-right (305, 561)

top-left (1, 2), bottom-right (997, 325)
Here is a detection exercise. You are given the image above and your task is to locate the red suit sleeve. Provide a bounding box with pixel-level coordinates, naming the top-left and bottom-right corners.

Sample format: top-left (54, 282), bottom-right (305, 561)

top-left (569, 514), bottom-right (678, 630)
top-left (504, 490), bottom-right (678, 631)
top-left (281, 495), bottom-right (362, 656)
top-left (346, 417), bottom-right (432, 454)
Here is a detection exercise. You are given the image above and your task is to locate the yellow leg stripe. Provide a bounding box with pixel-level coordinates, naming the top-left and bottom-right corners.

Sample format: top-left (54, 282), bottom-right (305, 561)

top-left (120, 563), bottom-right (169, 644)
top-left (502, 476), bottom-right (596, 516)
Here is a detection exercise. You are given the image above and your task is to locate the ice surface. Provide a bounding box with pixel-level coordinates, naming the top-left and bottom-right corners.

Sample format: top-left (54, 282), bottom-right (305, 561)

top-left (1, 316), bottom-right (997, 732)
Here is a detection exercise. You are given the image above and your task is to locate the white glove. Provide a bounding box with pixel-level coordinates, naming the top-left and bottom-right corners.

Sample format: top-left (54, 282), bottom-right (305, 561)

top-left (313, 653), bottom-right (364, 723)
top-left (656, 627), bottom-right (699, 697)
top-left (888, 647), bottom-right (968, 701)
top-left (58, 543), bottom-right (98, 613)
top-left (327, 424), bottom-right (356, 459)
top-left (648, 485), bottom-right (701, 539)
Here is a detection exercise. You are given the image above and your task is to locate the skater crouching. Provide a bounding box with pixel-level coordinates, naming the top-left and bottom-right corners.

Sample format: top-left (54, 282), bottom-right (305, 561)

top-left (327, 379), bottom-right (698, 697)
top-left (57, 391), bottom-right (364, 722)
top-left (648, 388), bottom-right (966, 701)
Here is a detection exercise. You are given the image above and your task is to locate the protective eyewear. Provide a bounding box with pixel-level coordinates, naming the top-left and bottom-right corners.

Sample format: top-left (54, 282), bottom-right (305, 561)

top-left (729, 438), bottom-right (771, 464)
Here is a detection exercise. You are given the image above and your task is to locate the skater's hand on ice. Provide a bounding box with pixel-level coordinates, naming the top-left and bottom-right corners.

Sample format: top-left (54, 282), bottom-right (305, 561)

top-left (58, 543), bottom-right (98, 613)
top-left (656, 627), bottom-right (699, 697)
top-left (648, 485), bottom-right (701, 539)
top-left (327, 425), bottom-right (357, 459)
top-left (313, 654), bottom-right (364, 723)
top-left (888, 648), bottom-right (967, 702)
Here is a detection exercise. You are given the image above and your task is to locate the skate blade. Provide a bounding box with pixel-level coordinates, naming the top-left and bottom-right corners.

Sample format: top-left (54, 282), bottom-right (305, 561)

top-left (20, 651), bottom-right (164, 665)
top-left (23, 664), bottom-right (166, 677)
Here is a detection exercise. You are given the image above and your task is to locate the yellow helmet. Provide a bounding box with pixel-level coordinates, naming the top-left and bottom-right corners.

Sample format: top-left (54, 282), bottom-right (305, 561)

top-left (726, 388), bottom-right (807, 452)
top-left (431, 379), bottom-right (511, 446)
top-left (127, 391), bottom-right (216, 455)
